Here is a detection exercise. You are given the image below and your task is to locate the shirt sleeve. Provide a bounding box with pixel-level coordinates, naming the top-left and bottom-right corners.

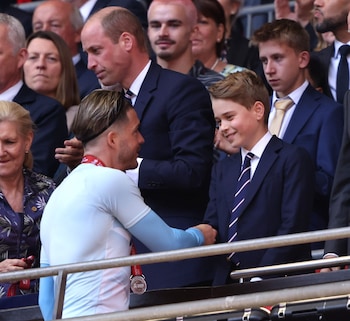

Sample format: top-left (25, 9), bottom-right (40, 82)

top-left (39, 247), bottom-right (55, 321)
top-left (128, 209), bottom-right (204, 252)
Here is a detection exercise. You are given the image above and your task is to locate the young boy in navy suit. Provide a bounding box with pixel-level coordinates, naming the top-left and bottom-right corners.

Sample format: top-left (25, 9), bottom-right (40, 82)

top-left (204, 70), bottom-right (314, 285)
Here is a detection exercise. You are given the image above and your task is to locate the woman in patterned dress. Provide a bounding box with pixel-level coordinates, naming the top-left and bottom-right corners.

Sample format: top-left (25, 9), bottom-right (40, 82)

top-left (0, 101), bottom-right (55, 297)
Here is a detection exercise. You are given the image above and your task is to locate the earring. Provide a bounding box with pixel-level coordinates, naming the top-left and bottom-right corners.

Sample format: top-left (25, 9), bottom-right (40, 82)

top-left (25, 150), bottom-right (29, 154)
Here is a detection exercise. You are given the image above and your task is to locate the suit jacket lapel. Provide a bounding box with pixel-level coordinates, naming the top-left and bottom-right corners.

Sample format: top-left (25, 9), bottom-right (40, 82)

top-left (224, 153), bottom-right (242, 212)
top-left (133, 61), bottom-right (159, 121)
top-left (225, 137), bottom-right (281, 219)
top-left (243, 137), bottom-right (280, 208)
top-left (283, 85), bottom-right (319, 143)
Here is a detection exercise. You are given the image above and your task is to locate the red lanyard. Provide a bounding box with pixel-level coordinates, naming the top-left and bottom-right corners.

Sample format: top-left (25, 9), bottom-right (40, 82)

top-left (81, 155), bottom-right (106, 167)
top-left (81, 155), bottom-right (147, 294)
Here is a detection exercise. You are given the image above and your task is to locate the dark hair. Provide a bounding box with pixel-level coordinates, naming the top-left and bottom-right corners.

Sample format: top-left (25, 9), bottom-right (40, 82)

top-left (193, 0), bottom-right (226, 58)
top-left (25, 30), bottom-right (80, 109)
top-left (72, 89), bottom-right (132, 145)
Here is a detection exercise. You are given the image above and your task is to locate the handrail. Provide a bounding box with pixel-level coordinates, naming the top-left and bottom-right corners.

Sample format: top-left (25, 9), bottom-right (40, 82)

top-left (51, 280), bottom-right (350, 321)
top-left (230, 255), bottom-right (350, 279)
top-left (0, 227), bottom-right (349, 283)
top-left (1, 227), bottom-right (350, 320)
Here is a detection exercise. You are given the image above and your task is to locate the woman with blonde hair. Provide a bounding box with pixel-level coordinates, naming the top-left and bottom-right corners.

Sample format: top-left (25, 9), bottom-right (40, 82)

top-left (0, 101), bottom-right (55, 297)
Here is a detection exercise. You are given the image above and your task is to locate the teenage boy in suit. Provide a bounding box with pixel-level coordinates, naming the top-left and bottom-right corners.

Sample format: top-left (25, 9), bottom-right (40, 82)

top-left (204, 70), bottom-right (314, 285)
top-left (251, 19), bottom-right (344, 245)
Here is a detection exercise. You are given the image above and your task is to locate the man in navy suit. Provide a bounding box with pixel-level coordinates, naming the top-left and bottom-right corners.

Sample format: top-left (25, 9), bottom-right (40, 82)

top-left (32, 0), bottom-right (100, 99)
top-left (204, 70), bottom-right (314, 285)
top-left (0, 13), bottom-right (67, 178)
top-left (321, 12), bottom-right (350, 268)
top-left (251, 19), bottom-right (344, 247)
top-left (311, 0), bottom-right (350, 102)
top-left (80, 7), bottom-right (215, 289)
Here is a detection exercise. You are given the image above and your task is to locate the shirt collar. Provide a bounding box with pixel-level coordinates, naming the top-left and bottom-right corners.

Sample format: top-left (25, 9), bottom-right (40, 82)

top-left (241, 131), bottom-right (272, 161)
top-left (0, 80), bottom-right (23, 101)
top-left (127, 60), bottom-right (151, 98)
top-left (272, 80), bottom-right (309, 107)
top-left (333, 39), bottom-right (350, 58)
top-left (79, 0), bottom-right (97, 22)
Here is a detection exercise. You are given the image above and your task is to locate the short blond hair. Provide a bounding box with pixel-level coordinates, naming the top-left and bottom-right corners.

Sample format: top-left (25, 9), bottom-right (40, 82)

top-left (0, 101), bottom-right (35, 169)
top-left (209, 70), bottom-right (270, 124)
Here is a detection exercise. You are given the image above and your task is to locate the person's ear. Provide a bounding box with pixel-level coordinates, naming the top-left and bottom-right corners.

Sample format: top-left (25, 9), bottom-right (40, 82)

top-left (25, 131), bottom-right (34, 152)
top-left (17, 48), bottom-right (27, 69)
top-left (229, 1), bottom-right (241, 16)
top-left (253, 101), bottom-right (265, 121)
top-left (299, 51), bottom-right (310, 69)
top-left (217, 23), bottom-right (225, 43)
top-left (120, 32), bottom-right (133, 52)
top-left (106, 129), bottom-right (118, 149)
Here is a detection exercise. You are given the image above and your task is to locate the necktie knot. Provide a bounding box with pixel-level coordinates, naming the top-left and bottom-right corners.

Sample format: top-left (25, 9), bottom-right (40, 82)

top-left (337, 45), bottom-right (350, 104)
top-left (274, 97), bottom-right (293, 111)
top-left (339, 45), bottom-right (350, 57)
top-left (124, 89), bottom-right (134, 105)
top-left (270, 98), bottom-right (293, 136)
top-left (242, 152), bottom-right (254, 169)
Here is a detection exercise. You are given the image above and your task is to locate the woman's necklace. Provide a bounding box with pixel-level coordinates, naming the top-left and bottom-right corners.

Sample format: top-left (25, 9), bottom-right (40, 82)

top-left (210, 58), bottom-right (219, 70)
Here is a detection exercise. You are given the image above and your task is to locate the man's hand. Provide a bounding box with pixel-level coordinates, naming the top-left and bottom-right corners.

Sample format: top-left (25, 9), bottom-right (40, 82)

top-left (0, 259), bottom-right (27, 273)
top-left (194, 224), bottom-right (217, 245)
top-left (214, 129), bottom-right (239, 155)
top-left (55, 137), bottom-right (84, 169)
top-left (319, 253), bottom-right (341, 272)
top-left (274, 0), bottom-right (313, 27)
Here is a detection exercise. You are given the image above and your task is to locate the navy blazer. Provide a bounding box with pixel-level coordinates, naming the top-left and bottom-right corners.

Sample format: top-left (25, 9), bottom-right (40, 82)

top-left (133, 61), bottom-right (216, 289)
top-left (326, 90), bottom-right (350, 256)
top-left (88, 0), bottom-right (147, 28)
top-left (204, 136), bottom-right (314, 285)
top-left (311, 45), bottom-right (334, 98)
top-left (281, 84), bottom-right (343, 231)
top-left (14, 84), bottom-right (68, 178)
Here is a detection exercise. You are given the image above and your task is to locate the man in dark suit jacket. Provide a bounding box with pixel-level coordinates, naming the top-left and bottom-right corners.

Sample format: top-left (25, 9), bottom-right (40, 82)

top-left (322, 90), bottom-right (350, 267)
top-left (81, 6), bottom-right (215, 289)
top-left (251, 19), bottom-right (344, 246)
top-left (204, 70), bottom-right (313, 285)
top-left (32, 0), bottom-right (100, 99)
top-left (311, 0), bottom-right (350, 103)
top-left (0, 13), bottom-right (67, 178)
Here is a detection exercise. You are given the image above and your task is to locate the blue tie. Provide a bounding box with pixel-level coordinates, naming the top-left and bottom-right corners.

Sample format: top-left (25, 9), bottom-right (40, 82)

top-left (124, 89), bottom-right (134, 106)
top-left (227, 152), bottom-right (254, 262)
top-left (336, 45), bottom-right (350, 104)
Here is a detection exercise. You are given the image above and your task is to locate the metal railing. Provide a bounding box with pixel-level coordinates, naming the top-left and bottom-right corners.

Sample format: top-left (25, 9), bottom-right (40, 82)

top-left (50, 281), bottom-right (350, 321)
top-left (1, 227), bottom-right (350, 320)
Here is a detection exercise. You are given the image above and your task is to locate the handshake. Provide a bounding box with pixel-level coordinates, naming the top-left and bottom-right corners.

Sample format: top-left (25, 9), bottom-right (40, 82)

top-left (194, 224), bottom-right (217, 245)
